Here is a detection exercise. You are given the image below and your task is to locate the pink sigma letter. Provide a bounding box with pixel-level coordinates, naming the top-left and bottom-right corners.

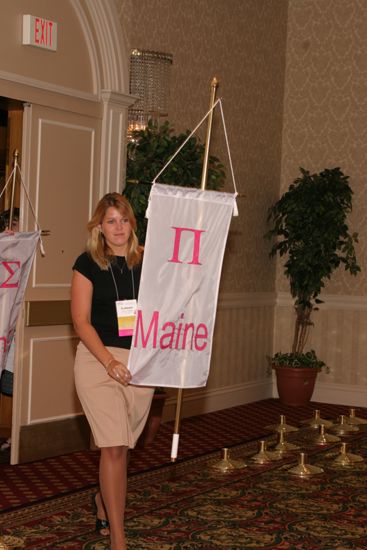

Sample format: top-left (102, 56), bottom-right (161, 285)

top-left (168, 227), bottom-right (205, 265)
top-left (0, 261), bottom-right (21, 288)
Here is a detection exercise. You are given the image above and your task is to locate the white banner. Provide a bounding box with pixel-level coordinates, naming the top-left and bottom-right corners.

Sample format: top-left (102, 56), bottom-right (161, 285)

top-left (128, 184), bottom-right (236, 388)
top-left (0, 232), bottom-right (40, 371)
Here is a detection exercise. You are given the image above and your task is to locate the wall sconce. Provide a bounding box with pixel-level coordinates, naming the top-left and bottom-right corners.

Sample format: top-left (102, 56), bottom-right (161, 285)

top-left (128, 49), bottom-right (173, 139)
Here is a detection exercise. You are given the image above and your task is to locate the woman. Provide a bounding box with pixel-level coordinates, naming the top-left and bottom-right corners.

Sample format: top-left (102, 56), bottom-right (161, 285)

top-left (71, 193), bottom-right (154, 549)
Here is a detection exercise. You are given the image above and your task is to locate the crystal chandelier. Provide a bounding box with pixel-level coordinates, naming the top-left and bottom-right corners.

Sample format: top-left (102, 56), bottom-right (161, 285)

top-left (128, 49), bottom-right (173, 139)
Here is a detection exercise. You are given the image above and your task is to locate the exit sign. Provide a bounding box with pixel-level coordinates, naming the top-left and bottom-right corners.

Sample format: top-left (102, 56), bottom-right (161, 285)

top-left (22, 14), bottom-right (58, 51)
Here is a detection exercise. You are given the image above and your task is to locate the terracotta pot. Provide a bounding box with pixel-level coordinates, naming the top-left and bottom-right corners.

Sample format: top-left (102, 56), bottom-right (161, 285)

top-left (136, 392), bottom-right (167, 448)
top-left (274, 366), bottom-right (320, 406)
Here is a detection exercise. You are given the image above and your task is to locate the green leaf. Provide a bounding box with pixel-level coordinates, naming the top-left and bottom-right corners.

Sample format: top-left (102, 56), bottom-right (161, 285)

top-left (264, 166), bottom-right (360, 356)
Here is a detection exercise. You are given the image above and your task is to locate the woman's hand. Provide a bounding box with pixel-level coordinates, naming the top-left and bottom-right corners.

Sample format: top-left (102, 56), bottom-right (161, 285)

top-left (105, 358), bottom-right (132, 386)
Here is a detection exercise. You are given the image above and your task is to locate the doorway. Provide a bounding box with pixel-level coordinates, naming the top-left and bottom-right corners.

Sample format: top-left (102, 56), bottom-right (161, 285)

top-left (0, 96), bottom-right (23, 464)
top-left (0, 0), bottom-right (131, 465)
top-left (0, 97), bottom-right (23, 212)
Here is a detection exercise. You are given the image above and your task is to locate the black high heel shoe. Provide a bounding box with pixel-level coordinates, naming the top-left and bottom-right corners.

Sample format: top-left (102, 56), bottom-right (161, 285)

top-left (91, 492), bottom-right (110, 535)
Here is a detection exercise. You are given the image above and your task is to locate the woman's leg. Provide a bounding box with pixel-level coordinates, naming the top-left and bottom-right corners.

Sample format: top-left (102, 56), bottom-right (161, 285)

top-left (94, 491), bottom-right (109, 535)
top-left (99, 445), bottom-right (128, 549)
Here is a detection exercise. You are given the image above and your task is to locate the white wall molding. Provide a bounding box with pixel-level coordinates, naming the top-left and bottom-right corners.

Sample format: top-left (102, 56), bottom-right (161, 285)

top-left (216, 290), bottom-right (367, 311)
top-left (101, 90), bottom-right (135, 109)
top-left (218, 292), bottom-right (276, 309)
top-left (73, 0), bottom-right (129, 93)
top-left (99, 91), bottom-right (135, 195)
top-left (0, 70), bottom-right (98, 103)
top-left (276, 291), bottom-right (367, 310)
top-left (162, 379), bottom-right (273, 422)
top-left (31, 378), bottom-right (367, 426)
top-left (35, 378), bottom-right (273, 425)
top-left (312, 381), bottom-right (367, 408)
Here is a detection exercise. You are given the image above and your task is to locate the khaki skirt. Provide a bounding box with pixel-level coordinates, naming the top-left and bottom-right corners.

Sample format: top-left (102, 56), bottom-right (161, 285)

top-left (74, 342), bottom-right (154, 448)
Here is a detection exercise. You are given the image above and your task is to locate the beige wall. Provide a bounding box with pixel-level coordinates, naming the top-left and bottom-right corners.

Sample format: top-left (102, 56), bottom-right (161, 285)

top-left (281, 0), bottom-right (367, 295)
top-left (276, 0), bottom-right (367, 403)
top-left (119, 0), bottom-right (367, 410)
top-left (0, 1), bottom-right (95, 97)
top-left (119, 0), bottom-right (288, 294)
top-left (117, 0), bottom-right (288, 411)
top-left (3, 0), bottom-right (365, 461)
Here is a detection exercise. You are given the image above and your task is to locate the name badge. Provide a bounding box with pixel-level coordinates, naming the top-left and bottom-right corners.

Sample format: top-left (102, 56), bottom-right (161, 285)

top-left (115, 299), bottom-right (137, 337)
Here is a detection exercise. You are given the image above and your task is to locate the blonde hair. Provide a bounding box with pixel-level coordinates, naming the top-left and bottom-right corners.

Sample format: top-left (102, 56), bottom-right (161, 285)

top-left (86, 193), bottom-right (142, 269)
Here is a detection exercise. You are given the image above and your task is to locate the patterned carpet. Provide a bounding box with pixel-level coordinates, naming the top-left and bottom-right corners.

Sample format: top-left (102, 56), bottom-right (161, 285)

top-left (0, 398), bottom-right (359, 512)
top-left (1, 399), bottom-right (367, 548)
top-left (1, 424), bottom-right (367, 548)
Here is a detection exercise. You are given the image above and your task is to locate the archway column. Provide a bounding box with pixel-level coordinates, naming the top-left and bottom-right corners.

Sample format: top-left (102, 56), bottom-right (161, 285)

top-left (100, 90), bottom-right (136, 195)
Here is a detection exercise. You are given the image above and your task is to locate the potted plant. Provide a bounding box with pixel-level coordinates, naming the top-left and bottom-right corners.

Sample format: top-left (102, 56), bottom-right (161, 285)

top-left (125, 119), bottom-right (226, 442)
top-left (265, 167), bottom-right (360, 406)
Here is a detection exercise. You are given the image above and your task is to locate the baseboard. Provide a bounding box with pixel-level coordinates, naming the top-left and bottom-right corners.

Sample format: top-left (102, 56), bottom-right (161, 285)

top-left (16, 380), bottom-right (365, 463)
top-left (312, 382), bottom-right (367, 408)
top-left (161, 379), bottom-right (273, 422)
top-left (18, 415), bottom-right (90, 463)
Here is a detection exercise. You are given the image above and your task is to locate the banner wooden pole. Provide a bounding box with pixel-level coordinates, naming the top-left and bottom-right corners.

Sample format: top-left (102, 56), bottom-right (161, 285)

top-left (170, 77), bottom-right (219, 462)
top-left (9, 150), bottom-right (19, 230)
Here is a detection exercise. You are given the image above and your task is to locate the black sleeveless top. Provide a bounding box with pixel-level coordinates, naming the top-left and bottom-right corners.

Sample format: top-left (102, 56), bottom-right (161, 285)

top-left (72, 252), bottom-right (142, 349)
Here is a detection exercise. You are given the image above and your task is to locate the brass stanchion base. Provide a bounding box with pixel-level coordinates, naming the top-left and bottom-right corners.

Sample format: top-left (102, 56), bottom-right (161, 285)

top-left (251, 440), bottom-right (282, 464)
top-left (332, 442), bottom-right (364, 467)
top-left (265, 414), bottom-right (298, 433)
top-left (314, 424), bottom-right (341, 446)
top-left (330, 415), bottom-right (359, 436)
top-left (270, 428), bottom-right (300, 457)
top-left (212, 448), bottom-right (247, 472)
top-left (288, 452), bottom-right (324, 477)
top-left (347, 408), bottom-right (367, 425)
top-left (301, 409), bottom-right (333, 429)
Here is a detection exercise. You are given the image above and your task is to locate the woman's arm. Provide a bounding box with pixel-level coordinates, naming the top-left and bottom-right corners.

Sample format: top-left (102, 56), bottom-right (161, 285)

top-left (71, 270), bottom-right (131, 384)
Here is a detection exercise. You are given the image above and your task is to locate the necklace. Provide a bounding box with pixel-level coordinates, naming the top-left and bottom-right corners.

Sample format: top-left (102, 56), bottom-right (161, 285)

top-left (114, 257), bottom-right (125, 275)
top-left (109, 261), bottom-right (136, 301)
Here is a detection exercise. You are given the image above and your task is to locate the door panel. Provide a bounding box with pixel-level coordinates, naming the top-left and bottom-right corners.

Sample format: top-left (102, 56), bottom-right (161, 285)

top-left (23, 328), bottom-right (81, 423)
top-left (23, 105), bottom-right (100, 299)
top-left (11, 103), bottom-right (101, 463)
